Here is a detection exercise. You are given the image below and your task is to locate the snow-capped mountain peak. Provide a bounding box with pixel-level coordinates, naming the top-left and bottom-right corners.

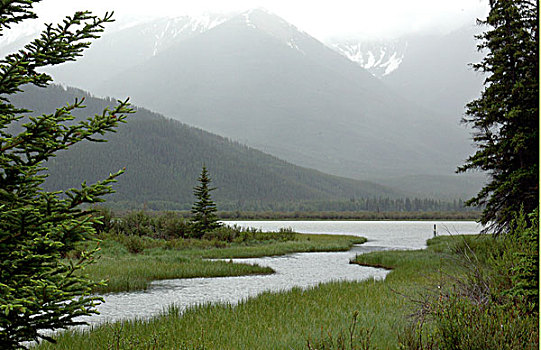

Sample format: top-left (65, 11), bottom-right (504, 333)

top-left (232, 8), bottom-right (315, 55)
top-left (327, 39), bottom-right (408, 78)
top-left (140, 14), bottom-right (229, 56)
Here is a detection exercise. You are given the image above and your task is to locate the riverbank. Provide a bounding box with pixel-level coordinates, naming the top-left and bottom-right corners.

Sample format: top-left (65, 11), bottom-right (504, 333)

top-left (38, 233), bottom-right (538, 349)
top-left (84, 232), bottom-right (366, 293)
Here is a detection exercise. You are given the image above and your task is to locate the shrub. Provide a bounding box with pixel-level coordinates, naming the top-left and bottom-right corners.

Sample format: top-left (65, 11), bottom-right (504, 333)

top-left (115, 211), bottom-right (155, 237)
top-left (202, 226), bottom-right (238, 242)
top-left (91, 206), bottom-right (115, 235)
top-left (155, 212), bottom-right (191, 239)
top-left (400, 210), bottom-right (539, 349)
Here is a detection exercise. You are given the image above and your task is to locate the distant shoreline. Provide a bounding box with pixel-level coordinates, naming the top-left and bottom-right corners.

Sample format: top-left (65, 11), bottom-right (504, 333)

top-left (218, 211), bottom-right (480, 221)
top-left (106, 208), bottom-right (481, 221)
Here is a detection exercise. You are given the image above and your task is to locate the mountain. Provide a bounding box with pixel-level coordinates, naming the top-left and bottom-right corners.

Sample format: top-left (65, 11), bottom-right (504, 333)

top-left (328, 26), bottom-right (485, 117)
top-left (41, 14), bottom-right (231, 93)
top-left (89, 9), bottom-right (473, 183)
top-left (327, 38), bottom-right (407, 78)
top-left (0, 14), bottom-right (231, 92)
top-left (376, 174), bottom-right (486, 201)
top-left (6, 9), bottom-right (483, 197)
top-left (383, 26), bottom-right (484, 117)
top-left (8, 84), bottom-right (404, 210)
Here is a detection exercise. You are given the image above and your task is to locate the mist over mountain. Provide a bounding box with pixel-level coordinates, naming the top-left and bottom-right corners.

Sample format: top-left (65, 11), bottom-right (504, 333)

top-left (6, 14), bottom-right (229, 93)
top-left (92, 10), bottom-right (472, 182)
top-left (327, 38), bottom-right (407, 78)
top-left (328, 25), bottom-right (485, 117)
top-left (4, 9), bottom-right (484, 197)
top-left (9, 85), bottom-right (407, 210)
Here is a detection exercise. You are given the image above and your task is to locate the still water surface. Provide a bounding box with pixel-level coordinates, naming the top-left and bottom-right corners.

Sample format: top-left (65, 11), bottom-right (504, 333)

top-left (83, 220), bottom-right (481, 326)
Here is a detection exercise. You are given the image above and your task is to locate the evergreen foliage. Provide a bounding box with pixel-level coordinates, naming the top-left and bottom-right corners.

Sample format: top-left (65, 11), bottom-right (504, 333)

top-left (401, 2), bottom-right (541, 347)
top-left (458, 0), bottom-right (539, 232)
top-left (8, 86), bottom-right (478, 212)
top-left (0, 2), bottom-right (132, 348)
top-left (190, 166), bottom-right (221, 238)
top-left (503, 209), bottom-right (539, 313)
top-left (9, 85), bottom-right (409, 209)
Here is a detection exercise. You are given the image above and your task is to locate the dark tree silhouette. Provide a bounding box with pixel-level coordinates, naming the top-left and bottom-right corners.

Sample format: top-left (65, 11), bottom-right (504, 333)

top-left (190, 166), bottom-right (221, 237)
top-left (458, 0), bottom-right (539, 233)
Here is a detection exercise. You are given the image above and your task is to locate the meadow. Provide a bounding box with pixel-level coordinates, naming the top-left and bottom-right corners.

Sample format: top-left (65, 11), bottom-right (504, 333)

top-left (83, 231), bottom-right (366, 293)
top-left (37, 234), bottom-right (539, 349)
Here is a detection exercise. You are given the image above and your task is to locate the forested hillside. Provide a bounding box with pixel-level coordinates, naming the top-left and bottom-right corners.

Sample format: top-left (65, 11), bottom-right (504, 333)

top-left (10, 85), bottom-right (405, 210)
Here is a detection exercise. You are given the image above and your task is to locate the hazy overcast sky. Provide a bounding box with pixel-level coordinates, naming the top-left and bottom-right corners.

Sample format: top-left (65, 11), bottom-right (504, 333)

top-left (32, 0), bottom-right (489, 40)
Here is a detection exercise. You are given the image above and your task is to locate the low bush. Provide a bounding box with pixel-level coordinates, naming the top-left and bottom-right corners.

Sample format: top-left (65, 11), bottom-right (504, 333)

top-left (93, 210), bottom-right (298, 244)
top-left (398, 209), bottom-right (539, 349)
top-left (198, 225), bottom-right (297, 244)
top-left (105, 233), bottom-right (165, 254)
top-left (154, 212), bottom-right (192, 239)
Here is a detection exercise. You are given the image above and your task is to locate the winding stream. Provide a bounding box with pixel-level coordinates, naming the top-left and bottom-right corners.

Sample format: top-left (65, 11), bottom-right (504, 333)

top-left (82, 220), bottom-right (481, 326)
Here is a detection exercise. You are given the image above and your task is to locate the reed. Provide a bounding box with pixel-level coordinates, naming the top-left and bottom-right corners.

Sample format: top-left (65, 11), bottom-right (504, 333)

top-left (84, 233), bottom-right (365, 293)
top-left (37, 236), bottom-right (468, 349)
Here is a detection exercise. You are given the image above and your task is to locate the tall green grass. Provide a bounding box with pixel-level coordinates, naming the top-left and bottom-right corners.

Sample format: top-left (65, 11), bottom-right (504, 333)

top-left (84, 233), bottom-right (365, 293)
top-left (37, 236), bottom-right (467, 349)
top-left (87, 254), bottom-right (273, 294)
top-left (37, 280), bottom-right (405, 349)
top-left (35, 232), bottom-right (538, 349)
top-left (197, 234), bottom-right (366, 259)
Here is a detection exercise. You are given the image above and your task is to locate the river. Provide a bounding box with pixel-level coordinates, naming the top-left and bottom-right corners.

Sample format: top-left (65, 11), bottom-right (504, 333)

top-left (81, 220), bottom-right (482, 326)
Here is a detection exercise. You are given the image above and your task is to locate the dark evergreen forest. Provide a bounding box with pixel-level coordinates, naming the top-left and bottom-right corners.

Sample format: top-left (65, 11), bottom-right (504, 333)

top-left (9, 85), bottom-right (471, 212)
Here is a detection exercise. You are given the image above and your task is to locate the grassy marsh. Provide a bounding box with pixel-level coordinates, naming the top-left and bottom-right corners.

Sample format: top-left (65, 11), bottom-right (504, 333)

top-left (39, 235), bottom-right (478, 349)
top-left (86, 233), bottom-right (366, 293)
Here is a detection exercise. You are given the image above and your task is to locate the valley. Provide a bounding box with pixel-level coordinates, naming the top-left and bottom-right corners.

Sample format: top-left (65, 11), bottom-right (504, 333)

top-left (3, 8), bottom-right (485, 198)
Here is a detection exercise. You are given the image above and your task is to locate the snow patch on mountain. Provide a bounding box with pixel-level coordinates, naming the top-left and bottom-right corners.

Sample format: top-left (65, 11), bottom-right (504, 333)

top-left (187, 14), bottom-right (228, 32)
top-left (327, 39), bottom-right (408, 78)
top-left (380, 51), bottom-right (403, 76)
top-left (141, 14), bottom-right (229, 56)
top-left (286, 38), bottom-right (306, 55)
top-left (238, 9), bottom-right (314, 56)
top-left (243, 11), bottom-right (257, 29)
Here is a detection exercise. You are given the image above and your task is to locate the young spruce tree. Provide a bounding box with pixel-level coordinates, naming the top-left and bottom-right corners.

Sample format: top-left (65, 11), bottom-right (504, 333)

top-left (458, 0), bottom-right (539, 233)
top-left (191, 166), bottom-right (221, 238)
top-left (0, 1), bottom-right (132, 348)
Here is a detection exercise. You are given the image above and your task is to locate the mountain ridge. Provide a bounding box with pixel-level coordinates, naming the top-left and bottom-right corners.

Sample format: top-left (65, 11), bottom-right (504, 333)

top-left (3, 9), bottom-right (484, 197)
top-left (327, 26), bottom-right (484, 115)
top-left (9, 84), bottom-right (406, 210)
top-left (327, 38), bottom-right (407, 78)
top-left (95, 9), bottom-right (473, 182)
